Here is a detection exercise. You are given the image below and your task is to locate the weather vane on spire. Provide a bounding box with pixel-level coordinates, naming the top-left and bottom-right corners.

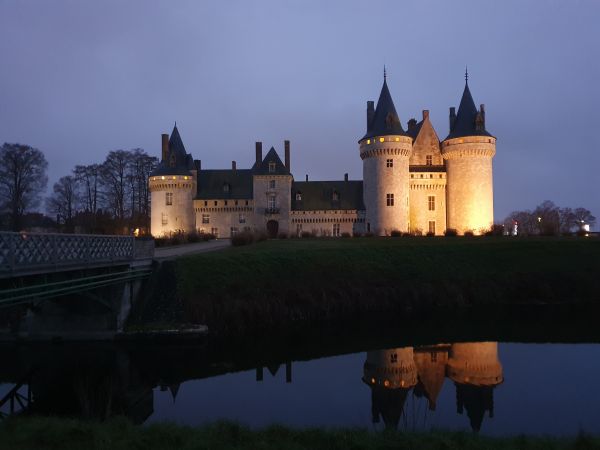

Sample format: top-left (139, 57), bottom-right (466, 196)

top-left (465, 66), bottom-right (469, 83)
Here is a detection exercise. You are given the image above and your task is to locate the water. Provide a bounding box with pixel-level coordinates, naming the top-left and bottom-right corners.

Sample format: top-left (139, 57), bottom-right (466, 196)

top-left (2, 338), bottom-right (600, 435)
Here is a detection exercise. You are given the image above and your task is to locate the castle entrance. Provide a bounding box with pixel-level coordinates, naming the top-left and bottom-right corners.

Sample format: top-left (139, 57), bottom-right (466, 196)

top-left (266, 220), bottom-right (279, 238)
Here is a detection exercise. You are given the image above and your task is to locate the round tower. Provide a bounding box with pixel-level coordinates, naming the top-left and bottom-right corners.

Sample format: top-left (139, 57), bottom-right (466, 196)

top-left (149, 125), bottom-right (196, 237)
top-left (359, 73), bottom-right (412, 236)
top-left (441, 72), bottom-right (496, 235)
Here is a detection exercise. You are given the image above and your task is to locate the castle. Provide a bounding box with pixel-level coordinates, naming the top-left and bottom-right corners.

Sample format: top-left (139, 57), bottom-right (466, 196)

top-left (149, 72), bottom-right (496, 237)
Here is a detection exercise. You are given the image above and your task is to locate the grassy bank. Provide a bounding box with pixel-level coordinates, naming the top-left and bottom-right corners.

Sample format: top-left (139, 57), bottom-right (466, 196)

top-left (132, 237), bottom-right (600, 336)
top-left (2, 417), bottom-right (600, 450)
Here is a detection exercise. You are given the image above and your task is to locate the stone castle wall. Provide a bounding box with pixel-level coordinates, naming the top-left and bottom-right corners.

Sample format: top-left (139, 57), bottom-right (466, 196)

top-left (409, 172), bottom-right (447, 235)
top-left (149, 176), bottom-right (195, 236)
top-left (290, 210), bottom-right (364, 237)
top-left (253, 175), bottom-right (293, 236)
top-left (442, 136), bottom-right (496, 235)
top-left (360, 136), bottom-right (412, 235)
top-left (194, 199), bottom-right (254, 238)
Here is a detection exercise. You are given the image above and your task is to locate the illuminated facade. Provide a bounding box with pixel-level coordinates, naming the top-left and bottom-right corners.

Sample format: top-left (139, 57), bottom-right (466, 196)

top-left (149, 72), bottom-right (495, 238)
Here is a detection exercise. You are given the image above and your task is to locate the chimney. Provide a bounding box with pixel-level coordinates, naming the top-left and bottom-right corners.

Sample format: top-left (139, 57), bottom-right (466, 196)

top-left (284, 140), bottom-right (290, 172)
top-left (305, 174), bottom-right (308, 182)
top-left (480, 104), bottom-right (486, 125)
top-left (449, 107), bottom-right (456, 131)
top-left (407, 118), bottom-right (417, 131)
top-left (255, 142), bottom-right (262, 165)
top-left (344, 173), bottom-right (348, 182)
top-left (161, 133), bottom-right (169, 161)
top-left (194, 159), bottom-right (201, 172)
top-left (367, 101), bottom-right (375, 130)
top-left (422, 110), bottom-right (429, 120)
top-left (232, 160), bottom-right (236, 170)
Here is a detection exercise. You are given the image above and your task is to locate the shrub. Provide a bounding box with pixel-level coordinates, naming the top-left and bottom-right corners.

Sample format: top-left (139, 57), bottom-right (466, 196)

top-left (402, 232), bottom-right (412, 237)
top-left (341, 232), bottom-right (351, 238)
top-left (463, 230), bottom-right (475, 237)
top-left (364, 232), bottom-right (374, 238)
top-left (411, 229), bottom-right (423, 237)
top-left (426, 231), bottom-right (435, 237)
top-left (201, 233), bottom-right (216, 241)
top-left (277, 232), bottom-right (288, 239)
top-left (352, 232), bottom-right (363, 238)
top-left (301, 231), bottom-right (313, 238)
top-left (390, 230), bottom-right (402, 237)
top-left (231, 231), bottom-right (255, 246)
top-left (444, 228), bottom-right (458, 237)
top-left (485, 224), bottom-right (505, 237)
top-left (187, 231), bottom-right (201, 243)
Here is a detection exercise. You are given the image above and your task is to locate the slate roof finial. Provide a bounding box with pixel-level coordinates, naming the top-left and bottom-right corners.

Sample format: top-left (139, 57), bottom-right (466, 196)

top-left (384, 65), bottom-right (387, 81)
top-left (465, 66), bottom-right (468, 84)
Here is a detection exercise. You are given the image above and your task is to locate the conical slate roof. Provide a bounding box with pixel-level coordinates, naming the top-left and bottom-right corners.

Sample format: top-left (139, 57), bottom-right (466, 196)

top-left (361, 76), bottom-right (407, 141)
top-left (445, 81), bottom-right (493, 140)
top-left (150, 123), bottom-right (195, 176)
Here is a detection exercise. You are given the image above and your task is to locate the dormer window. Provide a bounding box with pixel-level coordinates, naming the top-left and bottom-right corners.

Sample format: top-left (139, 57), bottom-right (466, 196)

top-left (169, 154), bottom-right (176, 168)
top-left (296, 192), bottom-right (302, 201)
top-left (332, 191), bottom-right (339, 201)
top-left (268, 162), bottom-right (276, 173)
top-left (223, 183), bottom-right (230, 193)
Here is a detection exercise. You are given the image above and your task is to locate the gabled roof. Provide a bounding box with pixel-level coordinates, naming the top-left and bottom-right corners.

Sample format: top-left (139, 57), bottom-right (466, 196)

top-left (252, 147), bottom-right (290, 175)
top-left (195, 169), bottom-right (253, 200)
top-left (291, 180), bottom-right (365, 211)
top-left (150, 124), bottom-right (195, 177)
top-left (361, 76), bottom-right (407, 141)
top-left (445, 82), bottom-right (494, 140)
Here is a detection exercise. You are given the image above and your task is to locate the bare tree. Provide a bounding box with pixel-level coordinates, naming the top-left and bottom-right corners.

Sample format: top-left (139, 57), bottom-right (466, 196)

top-left (46, 175), bottom-right (79, 230)
top-left (100, 150), bottom-right (131, 224)
top-left (74, 164), bottom-right (101, 214)
top-left (127, 149), bottom-right (157, 228)
top-left (0, 143), bottom-right (48, 231)
top-left (573, 207), bottom-right (596, 230)
top-left (533, 200), bottom-right (560, 235)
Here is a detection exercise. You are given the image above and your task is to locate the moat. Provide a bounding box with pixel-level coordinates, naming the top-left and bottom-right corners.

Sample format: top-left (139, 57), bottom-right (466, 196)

top-left (1, 335), bottom-right (599, 436)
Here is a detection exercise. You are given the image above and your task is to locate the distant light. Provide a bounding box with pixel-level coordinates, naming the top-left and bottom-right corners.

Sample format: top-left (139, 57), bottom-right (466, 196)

top-left (379, 137), bottom-right (385, 143)
top-left (395, 137), bottom-right (399, 141)
top-left (161, 176), bottom-right (165, 180)
top-left (366, 139), bottom-right (371, 144)
top-left (383, 380), bottom-right (390, 387)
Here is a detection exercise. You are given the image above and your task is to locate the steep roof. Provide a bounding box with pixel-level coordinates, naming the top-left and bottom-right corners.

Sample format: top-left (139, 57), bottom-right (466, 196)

top-left (405, 119), bottom-right (424, 140)
top-left (291, 180), bottom-right (365, 211)
top-left (361, 76), bottom-right (407, 141)
top-left (150, 124), bottom-right (195, 176)
top-left (445, 82), bottom-right (494, 140)
top-left (195, 169), bottom-right (253, 199)
top-left (252, 147), bottom-right (290, 175)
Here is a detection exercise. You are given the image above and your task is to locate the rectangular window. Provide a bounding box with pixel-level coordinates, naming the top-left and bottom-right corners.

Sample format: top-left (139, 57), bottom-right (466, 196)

top-left (332, 223), bottom-right (340, 237)
top-left (426, 155), bottom-right (433, 166)
top-left (386, 159), bottom-right (393, 168)
top-left (269, 162), bottom-right (276, 173)
top-left (239, 213), bottom-right (246, 224)
top-left (202, 214), bottom-right (210, 224)
top-left (428, 221), bottom-right (436, 234)
top-left (269, 180), bottom-right (276, 189)
top-left (386, 193), bottom-right (394, 206)
top-left (268, 195), bottom-right (276, 210)
top-left (428, 195), bottom-right (435, 211)
top-left (296, 223), bottom-right (302, 235)
top-left (161, 213), bottom-right (168, 225)
top-left (224, 200), bottom-right (228, 206)
top-left (165, 192), bottom-right (173, 206)
top-left (230, 227), bottom-right (238, 236)
top-left (204, 201), bottom-right (208, 206)
top-left (211, 227), bottom-right (218, 237)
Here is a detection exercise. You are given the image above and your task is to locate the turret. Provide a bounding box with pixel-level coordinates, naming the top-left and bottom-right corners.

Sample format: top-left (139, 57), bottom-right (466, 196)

top-left (359, 71), bottom-right (413, 235)
top-left (441, 71), bottom-right (496, 235)
top-left (447, 342), bottom-right (503, 432)
top-left (149, 124), bottom-right (196, 237)
top-left (363, 347), bottom-right (418, 429)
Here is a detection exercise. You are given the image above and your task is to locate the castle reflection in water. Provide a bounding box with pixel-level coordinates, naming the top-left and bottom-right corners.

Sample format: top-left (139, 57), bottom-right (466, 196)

top-left (0, 341), bottom-right (502, 431)
top-left (364, 342), bottom-right (502, 431)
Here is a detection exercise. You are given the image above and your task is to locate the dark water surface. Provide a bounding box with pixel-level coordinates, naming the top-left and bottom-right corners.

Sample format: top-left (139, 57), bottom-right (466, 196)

top-left (1, 336), bottom-right (600, 436)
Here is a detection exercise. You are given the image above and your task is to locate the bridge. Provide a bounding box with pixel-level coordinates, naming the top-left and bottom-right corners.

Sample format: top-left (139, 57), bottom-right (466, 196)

top-left (0, 232), bottom-right (155, 340)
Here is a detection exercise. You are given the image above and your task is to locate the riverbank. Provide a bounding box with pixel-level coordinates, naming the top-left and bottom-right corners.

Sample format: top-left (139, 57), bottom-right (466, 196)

top-left (130, 237), bottom-right (600, 337)
top-left (1, 417), bottom-right (598, 450)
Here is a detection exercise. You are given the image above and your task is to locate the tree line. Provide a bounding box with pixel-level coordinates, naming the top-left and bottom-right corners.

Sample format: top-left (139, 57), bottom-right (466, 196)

top-left (504, 200), bottom-right (596, 236)
top-left (0, 142), bottom-right (157, 233)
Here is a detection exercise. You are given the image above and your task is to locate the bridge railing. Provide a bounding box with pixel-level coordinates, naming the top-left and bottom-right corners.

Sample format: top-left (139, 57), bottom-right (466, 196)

top-left (0, 232), bottom-right (154, 277)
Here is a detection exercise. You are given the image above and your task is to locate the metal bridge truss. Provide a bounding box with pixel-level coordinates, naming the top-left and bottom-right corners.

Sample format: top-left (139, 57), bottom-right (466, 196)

top-left (0, 381), bottom-right (32, 420)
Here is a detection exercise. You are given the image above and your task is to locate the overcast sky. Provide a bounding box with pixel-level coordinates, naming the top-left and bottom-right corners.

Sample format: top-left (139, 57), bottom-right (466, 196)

top-left (1, 0), bottom-right (599, 224)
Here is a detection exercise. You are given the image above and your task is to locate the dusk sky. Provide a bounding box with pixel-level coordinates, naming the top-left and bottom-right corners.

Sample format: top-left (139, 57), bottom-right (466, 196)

top-left (1, 0), bottom-right (599, 224)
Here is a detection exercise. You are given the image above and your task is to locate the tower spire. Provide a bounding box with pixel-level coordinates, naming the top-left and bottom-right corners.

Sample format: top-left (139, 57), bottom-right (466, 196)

top-left (465, 66), bottom-right (468, 84)
top-left (384, 65), bottom-right (387, 81)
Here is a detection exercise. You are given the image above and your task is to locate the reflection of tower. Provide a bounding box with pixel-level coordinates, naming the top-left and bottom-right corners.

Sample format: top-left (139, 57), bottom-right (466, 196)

top-left (256, 362), bottom-right (292, 383)
top-left (413, 344), bottom-right (450, 411)
top-left (363, 348), bottom-right (417, 428)
top-left (447, 342), bottom-right (503, 432)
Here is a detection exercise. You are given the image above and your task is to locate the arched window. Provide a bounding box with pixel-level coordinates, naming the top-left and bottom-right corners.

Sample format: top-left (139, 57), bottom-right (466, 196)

top-left (296, 192), bottom-right (302, 201)
top-left (332, 191), bottom-right (340, 201)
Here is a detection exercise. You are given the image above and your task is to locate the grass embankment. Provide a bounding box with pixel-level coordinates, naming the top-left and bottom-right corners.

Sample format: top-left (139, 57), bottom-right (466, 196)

top-left (134, 237), bottom-right (600, 336)
top-left (2, 418), bottom-right (600, 450)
